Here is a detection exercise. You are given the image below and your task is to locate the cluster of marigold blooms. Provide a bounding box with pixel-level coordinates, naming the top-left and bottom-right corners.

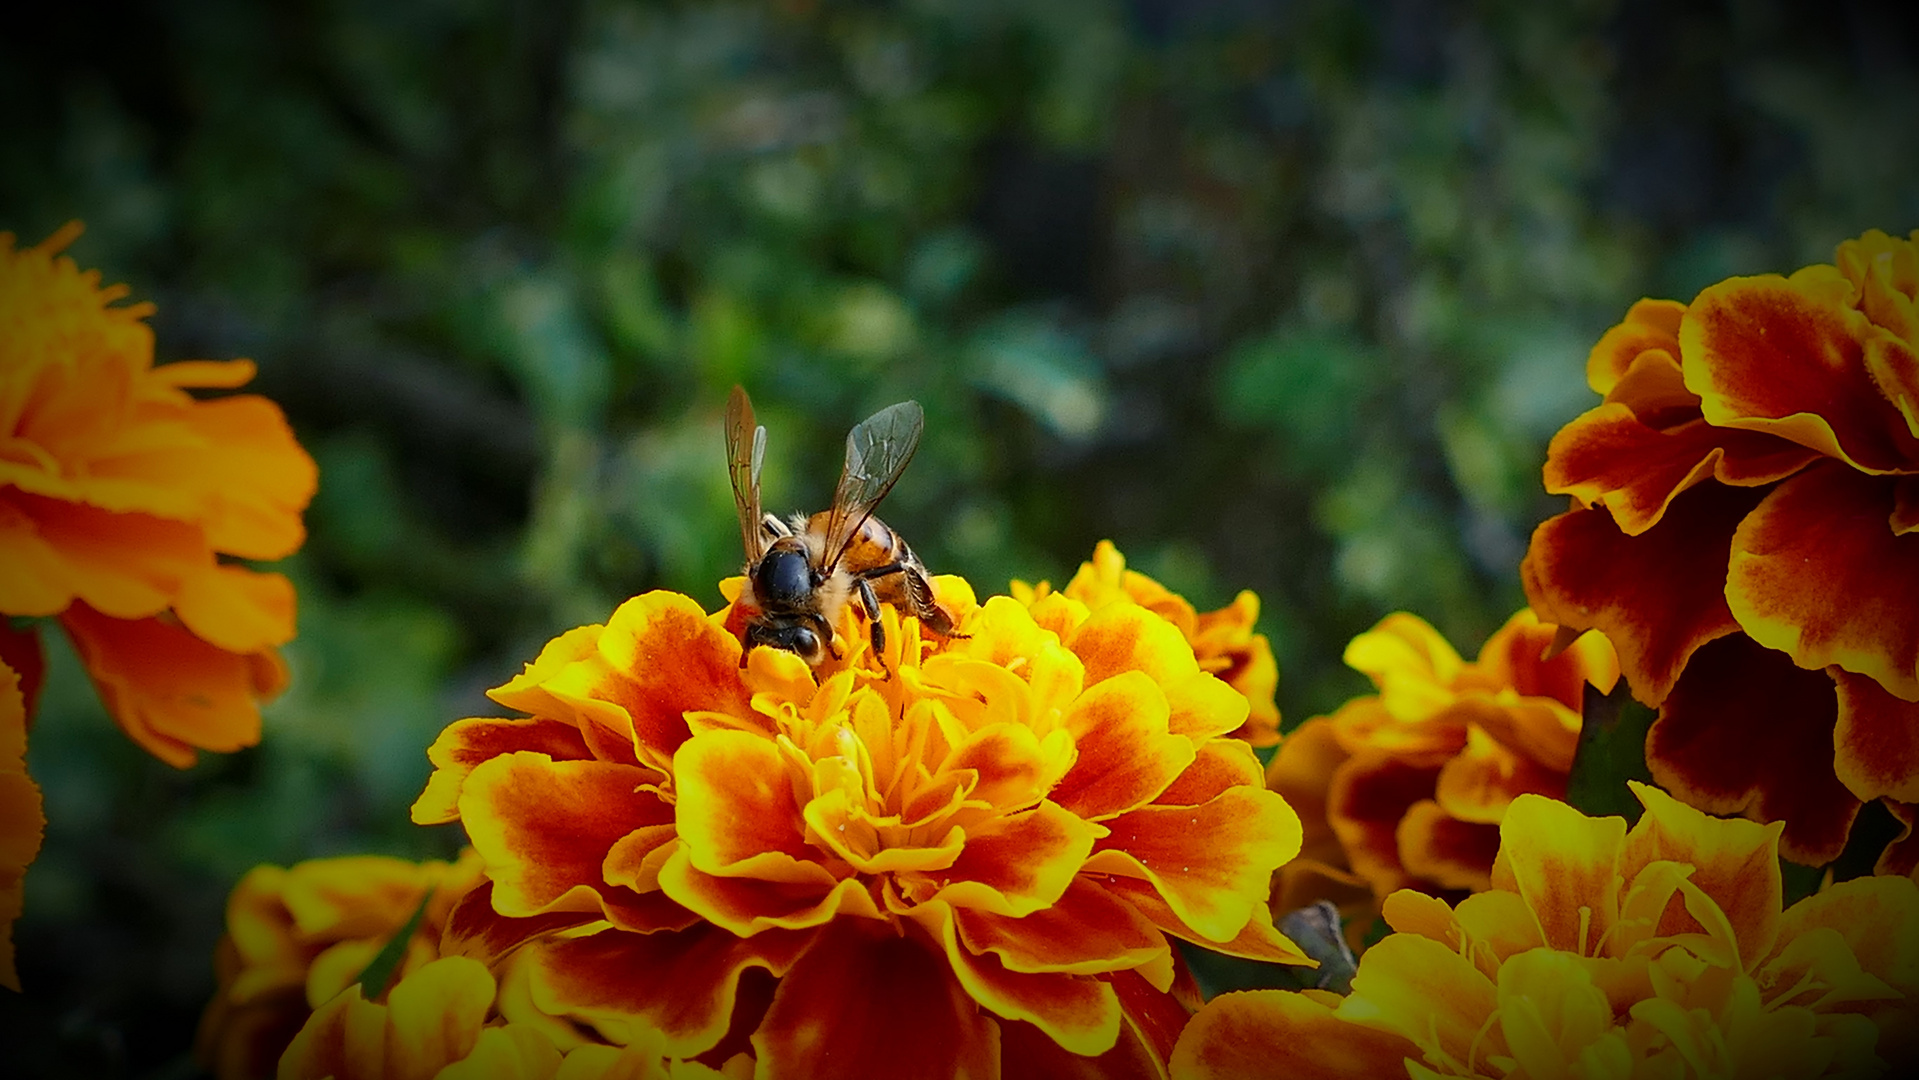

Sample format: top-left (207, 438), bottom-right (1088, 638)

top-left (7, 221), bottom-right (1919, 1077)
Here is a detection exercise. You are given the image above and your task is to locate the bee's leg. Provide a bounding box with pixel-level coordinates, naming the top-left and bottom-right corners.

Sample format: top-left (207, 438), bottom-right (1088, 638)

top-left (761, 513), bottom-right (792, 541)
top-left (855, 576), bottom-right (892, 678)
top-left (859, 563), bottom-right (966, 640)
top-left (811, 614), bottom-right (842, 661)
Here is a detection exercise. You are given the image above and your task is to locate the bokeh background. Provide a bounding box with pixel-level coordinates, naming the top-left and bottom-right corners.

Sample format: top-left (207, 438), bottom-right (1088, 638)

top-left (3, 0), bottom-right (1916, 1074)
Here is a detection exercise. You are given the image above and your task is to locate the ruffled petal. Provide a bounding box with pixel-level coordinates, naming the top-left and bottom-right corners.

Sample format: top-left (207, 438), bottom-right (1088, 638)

top-left (458, 753), bottom-right (673, 918)
top-left (935, 800), bottom-right (1099, 918)
top-left (0, 491), bottom-right (207, 619)
top-left (1522, 483), bottom-right (1764, 705)
top-left (1051, 671), bottom-right (1194, 821)
top-left (60, 604), bottom-right (283, 767)
top-left (1587, 298), bottom-right (1686, 397)
top-left (1324, 749), bottom-right (1439, 895)
top-left (412, 716), bottom-right (595, 826)
top-left (173, 563), bottom-right (297, 653)
top-left (749, 923), bottom-right (997, 1080)
top-left (1395, 800), bottom-right (1499, 892)
top-left (1170, 988), bottom-right (1421, 1080)
top-left (953, 877), bottom-right (1168, 976)
top-left (1085, 786), bottom-right (1300, 943)
top-left (1832, 668), bottom-right (1919, 803)
top-left (1544, 403), bottom-right (1816, 534)
top-left (1068, 604), bottom-right (1247, 742)
top-left (1683, 269), bottom-right (1919, 474)
top-left (916, 902), bottom-right (1121, 1057)
top-left (1726, 464), bottom-right (1919, 700)
top-left (1646, 634), bottom-right (1861, 865)
top-left (531, 925), bottom-right (810, 1057)
top-left (1340, 932), bottom-right (1498, 1069)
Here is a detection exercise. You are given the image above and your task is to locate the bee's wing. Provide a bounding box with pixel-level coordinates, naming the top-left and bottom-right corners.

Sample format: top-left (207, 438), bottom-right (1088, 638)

top-left (725, 385), bottom-right (770, 562)
top-left (819, 400), bottom-right (924, 571)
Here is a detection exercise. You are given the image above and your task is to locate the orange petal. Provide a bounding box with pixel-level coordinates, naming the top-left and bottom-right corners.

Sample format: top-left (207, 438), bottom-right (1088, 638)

top-left (1470, 607), bottom-right (1620, 708)
top-left (1324, 750), bottom-right (1439, 896)
top-left (1683, 269), bottom-right (1919, 473)
top-left (1587, 298), bottom-right (1686, 396)
top-left (60, 604), bottom-right (281, 767)
top-left (1068, 604), bottom-right (1247, 742)
top-left (0, 492), bottom-right (207, 619)
top-left (937, 800), bottom-right (1099, 917)
top-left (1052, 671), bottom-right (1194, 821)
top-left (1726, 464), bottom-right (1919, 700)
top-left (1395, 799), bottom-right (1499, 892)
top-left (173, 563), bottom-right (297, 653)
top-left (1158, 738), bottom-right (1263, 808)
top-left (437, 882), bottom-right (600, 965)
top-left (1432, 724), bottom-right (1567, 820)
top-left (953, 877), bottom-right (1168, 976)
top-left (1493, 793), bottom-right (1625, 955)
top-left (171, 395), bottom-right (316, 560)
top-left (0, 621), bottom-right (43, 723)
top-left (1544, 404), bottom-right (1816, 534)
top-left (657, 853), bottom-right (869, 936)
top-left (750, 923), bottom-right (997, 1080)
top-left (1646, 634), bottom-right (1861, 865)
top-left (532, 925), bottom-right (810, 1057)
top-left (458, 753), bottom-right (673, 918)
top-left (1265, 717), bottom-right (1346, 865)
top-left (1087, 786), bottom-right (1300, 943)
top-left (671, 730), bottom-right (815, 879)
top-left (1169, 988), bottom-right (1420, 1080)
top-left (1098, 874), bottom-right (1311, 966)
top-left (1604, 346), bottom-right (1703, 429)
top-left (1522, 483), bottom-right (1763, 706)
top-left (411, 716), bottom-right (595, 826)
top-left (916, 902), bottom-right (1121, 1057)
top-left (1831, 669), bottom-right (1919, 802)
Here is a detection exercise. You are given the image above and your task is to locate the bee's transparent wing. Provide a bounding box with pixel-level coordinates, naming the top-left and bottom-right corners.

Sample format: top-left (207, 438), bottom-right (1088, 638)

top-left (819, 400), bottom-right (924, 570)
top-left (725, 385), bottom-right (770, 562)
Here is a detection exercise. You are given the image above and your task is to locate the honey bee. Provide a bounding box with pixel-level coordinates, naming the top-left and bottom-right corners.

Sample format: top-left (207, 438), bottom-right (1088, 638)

top-left (725, 385), bottom-right (960, 672)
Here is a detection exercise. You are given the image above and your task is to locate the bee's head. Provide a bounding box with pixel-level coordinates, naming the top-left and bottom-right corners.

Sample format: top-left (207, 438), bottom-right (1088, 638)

top-left (753, 547), bottom-right (814, 608)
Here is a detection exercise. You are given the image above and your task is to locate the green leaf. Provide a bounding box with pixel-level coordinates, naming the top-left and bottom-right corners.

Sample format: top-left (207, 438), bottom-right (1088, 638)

top-left (353, 892), bottom-right (431, 1003)
top-left (1566, 680), bottom-right (1656, 824)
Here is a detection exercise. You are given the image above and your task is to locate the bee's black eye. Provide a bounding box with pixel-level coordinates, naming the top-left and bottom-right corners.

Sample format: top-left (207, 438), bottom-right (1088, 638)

top-left (788, 626), bottom-right (819, 654)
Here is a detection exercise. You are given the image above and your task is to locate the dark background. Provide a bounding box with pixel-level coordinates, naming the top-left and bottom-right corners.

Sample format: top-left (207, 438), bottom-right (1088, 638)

top-left (3, 0), bottom-right (1916, 1074)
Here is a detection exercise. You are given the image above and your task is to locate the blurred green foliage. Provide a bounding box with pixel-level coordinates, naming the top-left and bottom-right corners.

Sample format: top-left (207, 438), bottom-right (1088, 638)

top-left (3, 0), bottom-right (1916, 1073)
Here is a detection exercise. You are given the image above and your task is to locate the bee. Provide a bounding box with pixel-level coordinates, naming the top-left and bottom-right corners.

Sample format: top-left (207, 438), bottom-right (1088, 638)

top-left (725, 385), bottom-right (960, 672)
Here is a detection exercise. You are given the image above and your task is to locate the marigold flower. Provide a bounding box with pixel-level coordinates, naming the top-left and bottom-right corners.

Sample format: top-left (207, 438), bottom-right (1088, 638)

top-left (197, 850), bottom-right (486, 1080)
top-left (1522, 229), bottom-right (1919, 865)
top-left (411, 566), bottom-right (1308, 1080)
top-left (1171, 782), bottom-right (1919, 1079)
top-left (1015, 541), bottom-right (1282, 747)
top-left (1265, 609), bottom-right (1618, 934)
top-left (0, 223), bottom-right (317, 767)
top-left (279, 955), bottom-right (748, 1080)
top-left (1, 658), bottom-right (44, 992)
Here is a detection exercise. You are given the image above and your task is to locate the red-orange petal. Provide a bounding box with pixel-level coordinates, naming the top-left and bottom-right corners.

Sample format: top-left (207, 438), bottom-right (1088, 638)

top-left (1169, 988), bottom-right (1420, 1080)
top-left (436, 881), bottom-right (599, 964)
top-left (1395, 799), bottom-right (1499, 892)
top-left (411, 716), bottom-right (595, 826)
top-left (531, 925), bottom-right (811, 1057)
top-left (458, 753), bottom-right (672, 918)
top-left (1088, 787), bottom-right (1300, 943)
top-left (1544, 403), bottom-right (1816, 535)
top-left (1683, 270), bottom-right (1919, 474)
top-left (1522, 483), bottom-right (1764, 706)
top-left (938, 800), bottom-right (1099, 917)
top-left (1052, 671), bottom-right (1194, 821)
top-left (60, 604), bottom-right (281, 768)
top-left (0, 621), bottom-right (44, 723)
top-left (750, 922), bottom-right (998, 1080)
top-left (1726, 464), bottom-right (1919, 700)
top-left (918, 903), bottom-right (1122, 1057)
top-left (953, 877), bottom-right (1168, 976)
top-left (1323, 750), bottom-right (1439, 895)
top-left (1647, 634), bottom-right (1862, 865)
top-left (1831, 669), bottom-right (1919, 803)
top-left (1587, 298), bottom-right (1686, 396)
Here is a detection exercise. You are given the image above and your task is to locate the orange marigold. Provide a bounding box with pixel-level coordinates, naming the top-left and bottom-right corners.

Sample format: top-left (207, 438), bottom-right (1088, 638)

top-left (410, 565), bottom-right (1308, 1080)
top-left (1172, 783), bottom-right (1919, 1079)
top-left (0, 223), bottom-right (317, 766)
top-left (279, 955), bottom-right (751, 1080)
top-left (1015, 541), bottom-right (1282, 747)
top-left (197, 850), bottom-right (485, 1080)
top-left (1, 658), bottom-right (44, 992)
top-left (1522, 229), bottom-right (1919, 865)
top-left (1265, 609), bottom-right (1618, 935)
